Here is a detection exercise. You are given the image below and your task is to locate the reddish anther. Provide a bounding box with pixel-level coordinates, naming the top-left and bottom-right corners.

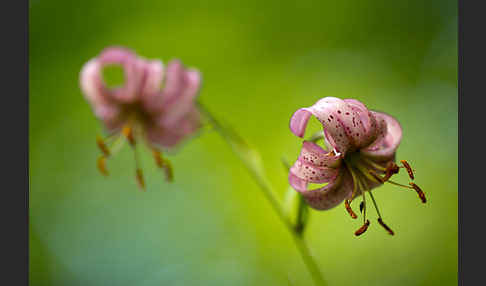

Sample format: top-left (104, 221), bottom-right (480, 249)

top-left (345, 200), bottom-right (358, 219)
top-left (354, 220), bottom-right (370, 236)
top-left (401, 160), bottom-right (415, 180)
top-left (378, 218), bottom-right (395, 235)
top-left (97, 156), bottom-right (109, 176)
top-left (409, 183), bottom-right (426, 203)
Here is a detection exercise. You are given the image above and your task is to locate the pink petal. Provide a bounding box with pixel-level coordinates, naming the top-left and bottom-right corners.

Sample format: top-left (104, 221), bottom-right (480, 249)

top-left (79, 58), bottom-right (125, 131)
top-left (98, 47), bottom-right (144, 103)
top-left (300, 141), bottom-right (341, 168)
top-left (290, 97), bottom-right (371, 154)
top-left (343, 99), bottom-right (379, 147)
top-left (360, 111), bottom-right (402, 160)
top-left (140, 60), bottom-right (166, 114)
top-left (80, 59), bottom-right (105, 106)
top-left (94, 104), bottom-right (127, 131)
top-left (141, 60), bottom-right (164, 96)
top-left (160, 59), bottom-right (184, 106)
top-left (160, 65), bottom-right (201, 127)
top-left (288, 167), bottom-right (353, 210)
top-left (146, 107), bottom-right (201, 149)
top-left (290, 160), bottom-right (339, 184)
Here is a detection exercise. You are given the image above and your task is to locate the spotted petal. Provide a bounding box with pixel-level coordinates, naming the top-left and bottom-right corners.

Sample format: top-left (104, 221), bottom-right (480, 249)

top-left (289, 97), bottom-right (375, 155)
top-left (360, 111), bottom-right (402, 160)
top-left (299, 141), bottom-right (342, 168)
top-left (343, 99), bottom-right (379, 147)
top-left (288, 168), bottom-right (353, 210)
top-left (290, 159), bottom-right (339, 184)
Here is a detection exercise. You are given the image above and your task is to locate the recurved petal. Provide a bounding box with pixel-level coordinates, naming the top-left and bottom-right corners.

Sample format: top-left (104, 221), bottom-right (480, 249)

top-left (289, 97), bottom-right (370, 154)
top-left (80, 59), bottom-right (105, 105)
top-left (343, 99), bottom-right (379, 147)
top-left (360, 111), bottom-right (402, 160)
top-left (98, 47), bottom-right (143, 103)
top-left (159, 67), bottom-right (201, 127)
top-left (140, 60), bottom-right (166, 114)
top-left (94, 104), bottom-right (126, 131)
top-left (142, 60), bottom-right (164, 96)
top-left (299, 141), bottom-right (341, 168)
top-left (160, 59), bottom-right (184, 105)
top-left (80, 59), bottom-right (125, 130)
top-left (146, 107), bottom-right (201, 149)
top-left (288, 167), bottom-right (353, 210)
top-left (290, 159), bottom-right (339, 184)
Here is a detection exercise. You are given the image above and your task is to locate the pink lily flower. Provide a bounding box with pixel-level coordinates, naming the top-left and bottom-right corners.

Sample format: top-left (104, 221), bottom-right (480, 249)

top-left (79, 46), bottom-right (202, 188)
top-left (288, 97), bottom-right (425, 236)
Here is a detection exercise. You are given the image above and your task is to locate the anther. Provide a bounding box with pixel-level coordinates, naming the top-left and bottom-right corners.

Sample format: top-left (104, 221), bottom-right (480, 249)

top-left (136, 168), bottom-right (145, 190)
top-left (354, 220), bottom-right (370, 236)
top-left (359, 201), bottom-right (364, 213)
top-left (378, 218), bottom-right (395, 235)
top-left (368, 170), bottom-right (385, 183)
top-left (96, 136), bottom-right (111, 157)
top-left (345, 200), bottom-right (357, 219)
top-left (409, 182), bottom-right (426, 203)
top-left (152, 149), bottom-right (164, 168)
top-left (383, 162), bottom-right (400, 181)
top-left (97, 156), bottom-right (109, 176)
top-left (122, 126), bottom-right (136, 146)
top-left (400, 160), bottom-right (415, 180)
top-left (152, 149), bottom-right (174, 182)
top-left (162, 160), bottom-right (174, 182)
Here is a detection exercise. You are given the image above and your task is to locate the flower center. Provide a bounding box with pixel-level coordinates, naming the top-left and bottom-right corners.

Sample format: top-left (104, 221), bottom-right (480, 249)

top-left (341, 152), bottom-right (426, 237)
top-left (95, 120), bottom-right (173, 191)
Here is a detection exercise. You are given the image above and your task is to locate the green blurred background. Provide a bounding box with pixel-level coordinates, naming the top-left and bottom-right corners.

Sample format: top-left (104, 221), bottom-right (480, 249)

top-left (29, 0), bottom-right (457, 285)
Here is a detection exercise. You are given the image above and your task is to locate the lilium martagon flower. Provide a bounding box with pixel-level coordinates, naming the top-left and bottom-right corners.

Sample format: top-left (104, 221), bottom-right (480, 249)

top-left (80, 46), bottom-right (202, 190)
top-left (288, 97), bottom-right (426, 236)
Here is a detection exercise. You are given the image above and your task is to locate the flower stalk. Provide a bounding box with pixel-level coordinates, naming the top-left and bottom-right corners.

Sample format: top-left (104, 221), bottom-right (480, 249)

top-left (197, 102), bottom-right (327, 286)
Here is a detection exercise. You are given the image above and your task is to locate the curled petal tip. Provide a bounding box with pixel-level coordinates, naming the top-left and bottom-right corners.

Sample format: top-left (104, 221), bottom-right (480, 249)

top-left (289, 109), bottom-right (312, 138)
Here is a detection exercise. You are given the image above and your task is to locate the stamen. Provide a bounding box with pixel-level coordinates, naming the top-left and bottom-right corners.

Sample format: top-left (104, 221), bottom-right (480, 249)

top-left (369, 191), bottom-right (395, 235)
top-left (152, 149), bottom-right (164, 168)
top-left (361, 186), bottom-right (367, 224)
top-left (409, 183), bottom-right (426, 203)
top-left (122, 125), bottom-right (136, 146)
top-left (152, 149), bottom-right (174, 182)
top-left (96, 136), bottom-right (111, 157)
top-left (386, 180), bottom-right (414, 189)
top-left (162, 160), bottom-right (174, 182)
top-left (400, 160), bottom-right (415, 180)
top-left (136, 168), bottom-right (145, 190)
top-left (383, 162), bottom-right (400, 181)
top-left (361, 157), bottom-right (386, 171)
top-left (344, 200), bottom-right (358, 219)
top-left (378, 218), bottom-right (395, 235)
top-left (97, 156), bottom-right (109, 176)
top-left (345, 163), bottom-right (360, 201)
top-left (354, 163), bottom-right (384, 185)
top-left (132, 134), bottom-right (145, 191)
top-left (368, 170), bottom-right (385, 183)
top-left (359, 201), bottom-right (364, 213)
top-left (353, 170), bottom-right (368, 224)
top-left (354, 220), bottom-right (370, 236)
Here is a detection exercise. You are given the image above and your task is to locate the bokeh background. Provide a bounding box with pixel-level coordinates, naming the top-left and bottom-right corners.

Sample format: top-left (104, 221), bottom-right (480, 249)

top-left (29, 1), bottom-right (457, 285)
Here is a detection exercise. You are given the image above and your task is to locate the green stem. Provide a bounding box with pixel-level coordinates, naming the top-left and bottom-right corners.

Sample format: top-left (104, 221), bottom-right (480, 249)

top-left (198, 102), bottom-right (327, 286)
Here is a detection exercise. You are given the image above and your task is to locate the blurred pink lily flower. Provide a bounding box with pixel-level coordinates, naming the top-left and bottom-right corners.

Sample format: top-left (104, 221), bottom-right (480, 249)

top-left (288, 97), bottom-right (425, 236)
top-left (79, 46), bottom-right (202, 188)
